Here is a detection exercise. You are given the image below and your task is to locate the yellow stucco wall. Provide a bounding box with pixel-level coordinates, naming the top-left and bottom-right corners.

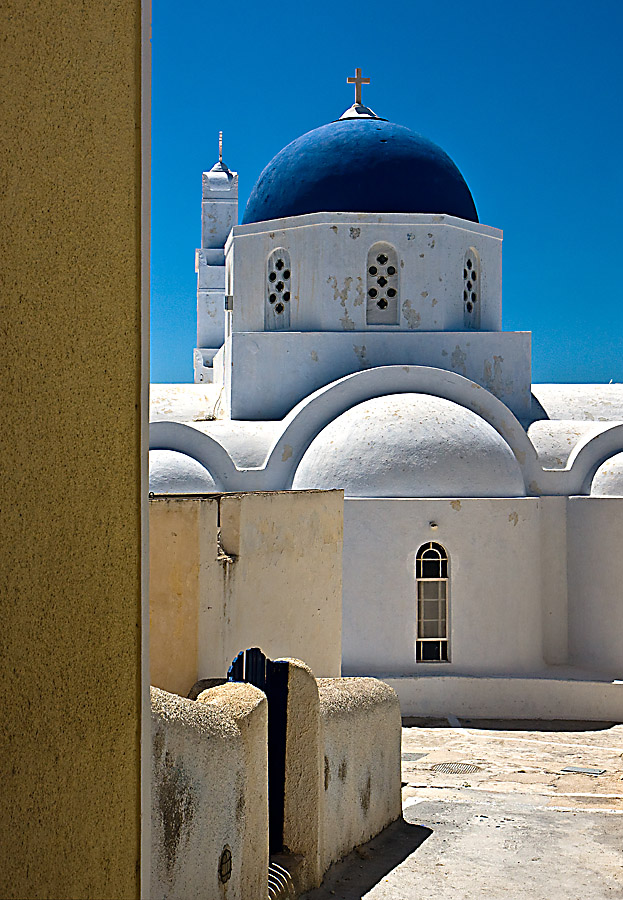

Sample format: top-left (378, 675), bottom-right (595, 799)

top-left (150, 498), bottom-right (220, 696)
top-left (0, 1), bottom-right (144, 897)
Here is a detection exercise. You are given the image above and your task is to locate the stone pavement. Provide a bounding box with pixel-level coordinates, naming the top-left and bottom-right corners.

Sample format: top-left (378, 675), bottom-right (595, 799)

top-left (301, 718), bottom-right (623, 899)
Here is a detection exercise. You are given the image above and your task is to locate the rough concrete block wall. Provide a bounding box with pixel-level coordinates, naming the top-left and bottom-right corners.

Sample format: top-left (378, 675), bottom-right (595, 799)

top-left (317, 677), bottom-right (402, 872)
top-left (0, 0), bottom-right (144, 896)
top-left (151, 685), bottom-right (268, 900)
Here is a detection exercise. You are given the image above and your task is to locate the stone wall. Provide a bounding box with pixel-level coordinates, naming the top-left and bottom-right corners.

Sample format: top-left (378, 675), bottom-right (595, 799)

top-left (277, 661), bottom-right (402, 893)
top-left (151, 685), bottom-right (268, 900)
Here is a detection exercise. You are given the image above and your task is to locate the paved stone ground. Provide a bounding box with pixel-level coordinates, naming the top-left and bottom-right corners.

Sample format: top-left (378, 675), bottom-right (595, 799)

top-left (302, 719), bottom-right (623, 899)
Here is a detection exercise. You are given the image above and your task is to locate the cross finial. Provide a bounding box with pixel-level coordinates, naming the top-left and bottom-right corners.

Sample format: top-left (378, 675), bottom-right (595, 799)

top-left (347, 67), bottom-right (370, 106)
top-left (219, 131), bottom-right (223, 164)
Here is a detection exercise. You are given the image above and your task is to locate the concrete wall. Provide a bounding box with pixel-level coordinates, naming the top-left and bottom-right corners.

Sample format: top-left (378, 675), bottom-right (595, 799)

top-left (342, 498), bottom-right (544, 676)
top-left (150, 491), bottom-right (343, 696)
top-left (567, 497), bottom-right (623, 675)
top-left (540, 496), bottom-right (568, 665)
top-left (216, 491), bottom-right (343, 678)
top-left (318, 677), bottom-right (402, 873)
top-left (151, 685), bottom-right (268, 900)
top-left (1, 1), bottom-right (146, 897)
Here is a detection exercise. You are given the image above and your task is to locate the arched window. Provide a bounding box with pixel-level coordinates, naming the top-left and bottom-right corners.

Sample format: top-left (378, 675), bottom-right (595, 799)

top-left (366, 242), bottom-right (399, 325)
top-left (463, 247), bottom-right (481, 329)
top-left (266, 248), bottom-right (291, 330)
top-left (416, 542), bottom-right (449, 662)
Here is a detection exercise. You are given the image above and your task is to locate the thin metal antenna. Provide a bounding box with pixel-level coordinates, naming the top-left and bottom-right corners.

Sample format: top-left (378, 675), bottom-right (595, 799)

top-left (219, 131), bottom-right (223, 164)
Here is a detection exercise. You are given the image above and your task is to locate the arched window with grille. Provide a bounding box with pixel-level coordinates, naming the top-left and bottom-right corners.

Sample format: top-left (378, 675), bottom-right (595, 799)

top-left (416, 542), bottom-right (449, 662)
top-left (266, 248), bottom-right (291, 330)
top-left (366, 242), bottom-right (400, 325)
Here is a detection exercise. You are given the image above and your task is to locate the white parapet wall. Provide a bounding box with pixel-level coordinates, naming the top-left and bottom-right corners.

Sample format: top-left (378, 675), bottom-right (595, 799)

top-left (151, 684), bottom-right (268, 900)
top-left (317, 676), bottom-right (403, 874)
top-left (385, 673), bottom-right (623, 721)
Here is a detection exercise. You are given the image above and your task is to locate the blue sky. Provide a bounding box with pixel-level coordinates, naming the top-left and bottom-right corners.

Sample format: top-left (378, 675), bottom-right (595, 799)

top-left (151, 0), bottom-right (623, 384)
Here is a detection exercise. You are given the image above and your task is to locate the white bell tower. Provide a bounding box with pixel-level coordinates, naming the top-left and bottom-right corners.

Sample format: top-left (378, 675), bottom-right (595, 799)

top-left (194, 132), bottom-right (238, 383)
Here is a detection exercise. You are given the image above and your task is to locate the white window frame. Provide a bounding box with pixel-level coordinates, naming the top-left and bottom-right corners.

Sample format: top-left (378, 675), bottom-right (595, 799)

top-left (416, 541), bottom-right (450, 663)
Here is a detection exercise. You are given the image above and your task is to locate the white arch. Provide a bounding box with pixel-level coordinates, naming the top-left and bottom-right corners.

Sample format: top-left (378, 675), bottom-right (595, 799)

top-left (565, 424), bottom-right (623, 494)
top-left (149, 422), bottom-right (242, 491)
top-left (150, 371), bottom-right (623, 497)
top-left (263, 365), bottom-right (539, 490)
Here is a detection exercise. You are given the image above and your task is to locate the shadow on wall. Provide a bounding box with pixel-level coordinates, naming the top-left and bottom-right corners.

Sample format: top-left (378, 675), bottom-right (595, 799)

top-left (300, 818), bottom-right (432, 900)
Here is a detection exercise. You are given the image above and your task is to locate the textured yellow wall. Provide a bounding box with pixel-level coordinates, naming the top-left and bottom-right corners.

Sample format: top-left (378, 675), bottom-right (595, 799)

top-left (0, 1), bottom-right (144, 897)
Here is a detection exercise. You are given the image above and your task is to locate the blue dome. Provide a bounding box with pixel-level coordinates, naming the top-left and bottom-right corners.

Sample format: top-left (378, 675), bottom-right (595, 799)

top-left (242, 118), bottom-right (478, 224)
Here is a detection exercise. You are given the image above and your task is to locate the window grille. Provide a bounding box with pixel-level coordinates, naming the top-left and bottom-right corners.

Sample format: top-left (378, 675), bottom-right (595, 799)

top-left (366, 242), bottom-right (400, 325)
top-left (266, 249), bottom-right (291, 330)
top-left (463, 247), bottom-right (481, 329)
top-left (416, 542), bottom-right (449, 662)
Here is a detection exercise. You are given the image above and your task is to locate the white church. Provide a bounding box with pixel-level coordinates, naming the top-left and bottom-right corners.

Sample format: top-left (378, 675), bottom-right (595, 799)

top-left (150, 71), bottom-right (623, 719)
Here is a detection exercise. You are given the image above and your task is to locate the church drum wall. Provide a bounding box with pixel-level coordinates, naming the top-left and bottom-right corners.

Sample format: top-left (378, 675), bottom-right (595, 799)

top-left (223, 330), bottom-right (532, 422)
top-left (227, 213), bottom-right (502, 333)
top-left (341, 498), bottom-right (545, 676)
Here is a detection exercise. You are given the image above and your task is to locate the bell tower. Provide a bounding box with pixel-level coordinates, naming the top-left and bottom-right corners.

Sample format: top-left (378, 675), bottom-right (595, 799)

top-left (194, 132), bottom-right (238, 383)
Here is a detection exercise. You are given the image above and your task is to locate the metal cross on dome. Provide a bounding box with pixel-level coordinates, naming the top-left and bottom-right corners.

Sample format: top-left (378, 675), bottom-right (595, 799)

top-left (347, 67), bottom-right (370, 105)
